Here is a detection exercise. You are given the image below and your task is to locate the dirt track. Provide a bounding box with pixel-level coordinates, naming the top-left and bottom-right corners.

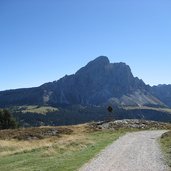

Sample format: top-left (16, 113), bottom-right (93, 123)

top-left (79, 130), bottom-right (169, 171)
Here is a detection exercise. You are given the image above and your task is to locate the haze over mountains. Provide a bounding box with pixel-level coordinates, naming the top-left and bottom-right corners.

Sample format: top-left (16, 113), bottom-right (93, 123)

top-left (0, 56), bottom-right (171, 108)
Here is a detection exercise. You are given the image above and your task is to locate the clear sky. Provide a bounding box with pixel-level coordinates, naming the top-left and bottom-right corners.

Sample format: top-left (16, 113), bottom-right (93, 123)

top-left (0, 0), bottom-right (171, 91)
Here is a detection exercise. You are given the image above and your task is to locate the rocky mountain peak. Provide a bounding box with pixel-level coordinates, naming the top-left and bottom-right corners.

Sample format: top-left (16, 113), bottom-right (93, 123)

top-left (88, 56), bottom-right (110, 65)
top-left (76, 56), bottom-right (109, 75)
top-left (0, 56), bottom-right (167, 108)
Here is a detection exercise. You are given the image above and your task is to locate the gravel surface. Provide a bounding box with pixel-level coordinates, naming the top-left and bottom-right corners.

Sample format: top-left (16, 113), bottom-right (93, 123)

top-left (79, 130), bottom-right (169, 171)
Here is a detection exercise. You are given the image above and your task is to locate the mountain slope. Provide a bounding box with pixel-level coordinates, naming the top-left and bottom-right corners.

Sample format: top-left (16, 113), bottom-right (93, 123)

top-left (0, 87), bottom-right (44, 107)
top-left (40, 56), bottom-right (164, 107)
top-left (0, 56), bottom-right (166, 107)
top-left (151, 84), bottom-right (171, 107)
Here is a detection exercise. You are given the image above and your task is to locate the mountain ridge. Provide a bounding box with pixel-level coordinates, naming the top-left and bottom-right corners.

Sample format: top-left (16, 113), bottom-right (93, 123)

top-left (0, 56), bottom-right (170, 108)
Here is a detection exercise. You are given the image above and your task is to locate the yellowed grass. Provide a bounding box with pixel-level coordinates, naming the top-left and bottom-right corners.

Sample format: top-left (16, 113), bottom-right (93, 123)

top-left (0, 124), bottom-right (92, 157)
top-left (124, 106), bottom-right (171, 113)
top-left (20, 105), bottom-right (59, 114)
top-left (0, 138), bottom-right (52, 156)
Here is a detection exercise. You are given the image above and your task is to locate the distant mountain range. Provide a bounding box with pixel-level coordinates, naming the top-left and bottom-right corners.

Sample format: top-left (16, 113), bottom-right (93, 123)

top-left (0, 56), bottom-right (171, 108)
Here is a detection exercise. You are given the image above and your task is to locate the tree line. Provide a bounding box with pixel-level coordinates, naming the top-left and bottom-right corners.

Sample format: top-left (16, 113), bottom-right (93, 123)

top-left (0, 109), bottom-right (18, 129)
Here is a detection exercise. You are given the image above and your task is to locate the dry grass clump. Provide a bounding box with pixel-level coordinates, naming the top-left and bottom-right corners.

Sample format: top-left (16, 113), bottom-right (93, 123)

top-left (0, 126), bottom-right (73, 140)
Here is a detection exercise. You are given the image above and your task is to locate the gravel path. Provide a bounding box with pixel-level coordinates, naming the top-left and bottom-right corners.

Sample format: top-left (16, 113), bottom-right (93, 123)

top-left (79, 130), bottom-right (169, 171)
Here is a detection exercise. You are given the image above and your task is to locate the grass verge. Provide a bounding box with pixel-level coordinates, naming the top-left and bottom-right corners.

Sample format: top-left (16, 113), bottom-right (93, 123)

top-left (160, 131), bottom-right (171, 168)
top-left (0, 125), bottom-right (126, 171)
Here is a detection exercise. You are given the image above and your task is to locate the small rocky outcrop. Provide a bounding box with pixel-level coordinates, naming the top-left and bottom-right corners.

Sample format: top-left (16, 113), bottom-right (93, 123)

top-left (90, 119), bottom-right (171, 130)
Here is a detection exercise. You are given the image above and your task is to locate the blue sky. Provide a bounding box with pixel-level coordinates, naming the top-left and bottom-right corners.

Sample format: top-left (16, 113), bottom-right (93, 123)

top-left (0, 0), bottom-right (171, 90)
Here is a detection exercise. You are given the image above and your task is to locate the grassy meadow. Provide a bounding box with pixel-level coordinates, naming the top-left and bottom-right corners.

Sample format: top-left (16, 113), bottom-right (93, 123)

top-left (0, 124), bottom-right (125, 171)
top-left (14, 105), bottom-right (59, 114)
top-left (0, 120), bottom-right (170, 171)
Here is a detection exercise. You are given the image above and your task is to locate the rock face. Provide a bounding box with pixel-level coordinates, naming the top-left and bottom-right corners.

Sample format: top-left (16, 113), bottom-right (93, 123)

top-left (0, 56), bottom-right (167, 107)
top-left (151, 84), bottom-right (171, 107)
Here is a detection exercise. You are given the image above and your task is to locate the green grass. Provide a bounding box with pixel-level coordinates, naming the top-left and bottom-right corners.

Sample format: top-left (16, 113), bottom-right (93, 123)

top-left (0, 130), bottom-right (125, 171)
top-left (160, 131), bottom-right (171, 168)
